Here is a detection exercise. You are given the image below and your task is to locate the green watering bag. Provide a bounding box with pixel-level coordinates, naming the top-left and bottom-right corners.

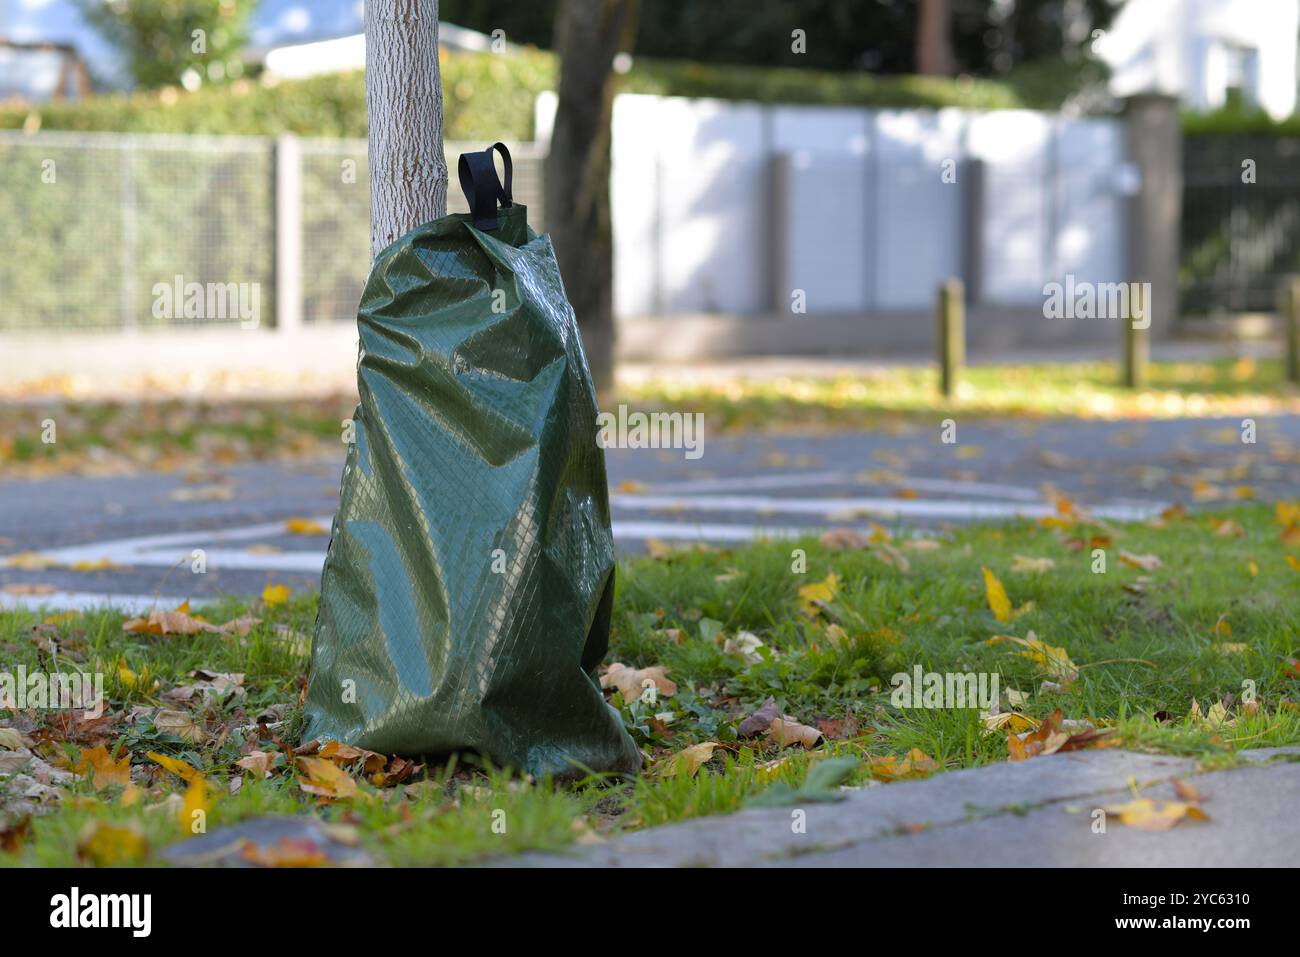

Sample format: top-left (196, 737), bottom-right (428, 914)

top-left (302, 143), bottom-right (641, 779)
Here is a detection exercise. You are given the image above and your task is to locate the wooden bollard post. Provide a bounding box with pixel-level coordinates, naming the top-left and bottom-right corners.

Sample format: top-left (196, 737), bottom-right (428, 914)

top-left (1285, 276), bottom-right (1300, 385)
top-left (1122, 288), bottom-right (1149, 389)
top-left (937, 278), bottom-right (964, 398)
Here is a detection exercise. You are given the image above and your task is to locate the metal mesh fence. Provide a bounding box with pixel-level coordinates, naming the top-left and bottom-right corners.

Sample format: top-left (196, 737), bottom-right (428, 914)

top-left (1182, 134), bottom-right (1300, 315)
top-left (0, 131), bottom-right (546, 331)
top-left (300, 139), bottom-right (546, 324)
top-left (0, 131), bottom-right (274, 331)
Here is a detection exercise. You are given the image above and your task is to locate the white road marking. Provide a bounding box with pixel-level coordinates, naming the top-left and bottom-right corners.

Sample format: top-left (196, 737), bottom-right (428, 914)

top-left (0, 474), bottom-right (1167, 610)
top-left (644, 469), bottom-right (1048, 501)
top-left (610, 493), bottom-right (1160, 522)
top-left (0, 590), bottom-right (188, 614)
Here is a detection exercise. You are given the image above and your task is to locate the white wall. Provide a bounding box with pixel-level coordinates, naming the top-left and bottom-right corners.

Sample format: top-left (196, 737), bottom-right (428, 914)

top-left (610, 94), bottom-right (1129, 317)
top-left (1101, 0), bottom-right (1299, 120)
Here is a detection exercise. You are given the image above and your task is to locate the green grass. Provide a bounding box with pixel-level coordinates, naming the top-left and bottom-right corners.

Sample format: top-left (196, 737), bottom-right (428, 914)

top-left (3, 499), bottom-right (1299, 866)
top-left (622, 357), bottom-right (1300, 433)
top-left (4, 358), bottom-right (1298, 476)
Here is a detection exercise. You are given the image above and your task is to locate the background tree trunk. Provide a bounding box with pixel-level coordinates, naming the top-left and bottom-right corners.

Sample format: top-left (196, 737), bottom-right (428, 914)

top-left (916, 0), bottom-right (954, 76)
top-left (545, 0), bottom-right (639, 397)
top-left (366, 0), bottom-right (448, 261)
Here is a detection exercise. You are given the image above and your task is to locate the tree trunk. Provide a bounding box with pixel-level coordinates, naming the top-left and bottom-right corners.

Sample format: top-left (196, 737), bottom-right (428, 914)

top-left (916, 0), bottom-right (954, 76)
top-left (366, 0), bottom-right (447, 261)
top-left (545, 0), bottom-right (639, 397)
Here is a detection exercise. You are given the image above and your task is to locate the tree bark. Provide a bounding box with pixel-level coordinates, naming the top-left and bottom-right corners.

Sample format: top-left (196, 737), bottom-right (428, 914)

top-left (916, 0), bottom-right (955, 76)
top-left (545, 0), bottom-right (639, 397)
top-left (366, 0), bottom-right (447, 261)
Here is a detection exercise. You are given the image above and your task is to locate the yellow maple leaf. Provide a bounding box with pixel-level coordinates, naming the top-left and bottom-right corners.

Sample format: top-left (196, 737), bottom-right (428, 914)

top-left (797, 573), bottom-right (840, 615)
top-left (284, 517), bottom-right (327, 535)
top-left (1101, 798), bottom-right (1209, 831)
top-left (1, 551), bottom-right (60, 570)
top-left (262, 583), bottom-right (291, 607)
top-left (69, 557), bottom-right (126, 572)
top-left (986, 631), bottom-right (1078, 679)
top-left (178, 776), bottom-right (213, 836)
top-left (981, 566), bottom-right (1013, 622)
top-left (147, 751), bottom-right (203, 784)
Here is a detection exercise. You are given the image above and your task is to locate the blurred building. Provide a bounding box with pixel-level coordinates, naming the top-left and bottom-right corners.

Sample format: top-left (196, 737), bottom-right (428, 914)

top-left (1098, 0), bottom-right (1300, 120)
top-left (0, 0), bottom-right (493, 99)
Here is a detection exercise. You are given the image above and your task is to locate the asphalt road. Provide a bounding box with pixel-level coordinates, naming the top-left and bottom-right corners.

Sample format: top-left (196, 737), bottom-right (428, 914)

top-left (2, 414), bottom-right (1297, 612)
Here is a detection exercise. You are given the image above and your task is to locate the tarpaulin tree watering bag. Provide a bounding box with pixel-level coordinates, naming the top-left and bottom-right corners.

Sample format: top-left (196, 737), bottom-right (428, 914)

top-left (303, 143), bottom-right (641, 779)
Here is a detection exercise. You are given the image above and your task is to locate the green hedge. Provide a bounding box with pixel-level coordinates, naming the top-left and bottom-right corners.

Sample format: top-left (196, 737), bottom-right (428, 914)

top-left (1181, 105), bottom-right (1300, 137)
top-left (1, 48), bottom-right (1096, 139)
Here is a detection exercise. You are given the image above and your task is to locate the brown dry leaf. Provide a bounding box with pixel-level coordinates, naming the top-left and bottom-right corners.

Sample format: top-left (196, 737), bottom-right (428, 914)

top-left (78, 745), bottom-right (132, 790)
top-left (296, 756), bottom-right (365, 802)
top-left (738, 696), bottom-right (781, 738)
top-left (234, 750), bottom-right (276, 779)
top-left (240, 837), bottom-right (329, 867)
top-left (123, 604), bottom-right (259, 639)
top-left (871, 542), bottom-right (910, 573)
top-left (1102, 798), bottom-right (1208, 831)
top-left (1171, 778), bottom-right (1202, 803)
top-left (1011, 555), bottom-right (1055, 574)
top-left (162, 670), bottom-right (245, 706)
top-left (154, 709), bottom-right (208, 744)
top-left (44, 710), bottom-right (119, 748)
top-left (2, 583), bottom-right (56, 595)
top-left (319, 740), bottom-right (386, 775)
top-left (1006, 710), bottom-right (1117, 761)
top-left (650, 628), bottom-right (685, 644)
top-left (1007, 719), bottom-right (1069, 761)
top-left (600, 662), bottom-right (677, 701)
top-left (816, 711), bottom-right (861, 740)
top-left (124, 607), bottom-right (212, 636)
top-left (1119, 550), bottom-right (1163, 571)
top-left (1214, 519), bottom-right (1246, 539)
top-left (219, 616), bottom-right (261, 637)
top-left (868, 748), bottom-right (939, 781)
top-left (766, 717), bottom-right (823, 749)
top-left (653, 741), bottom-right (717, 778)
top-left (901, 538), bottom-right (943, 552)
top-left (722, 630), bottom-right (765, 664)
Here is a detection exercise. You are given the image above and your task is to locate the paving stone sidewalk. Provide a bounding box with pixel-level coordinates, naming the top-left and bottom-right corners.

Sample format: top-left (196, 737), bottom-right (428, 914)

top-left (505, 748), bottom-right (1300, 867)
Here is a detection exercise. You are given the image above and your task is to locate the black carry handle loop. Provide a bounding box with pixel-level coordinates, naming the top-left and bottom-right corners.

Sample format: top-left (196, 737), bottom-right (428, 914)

top-left (457, 142), bottom-right (514, 231)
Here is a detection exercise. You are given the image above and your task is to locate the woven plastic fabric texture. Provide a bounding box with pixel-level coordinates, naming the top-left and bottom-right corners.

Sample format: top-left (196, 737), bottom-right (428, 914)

top-left (302, 202), bottom-right (641, 779)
